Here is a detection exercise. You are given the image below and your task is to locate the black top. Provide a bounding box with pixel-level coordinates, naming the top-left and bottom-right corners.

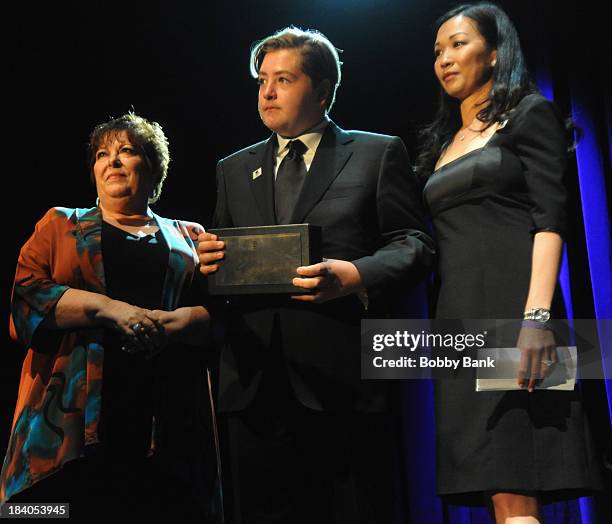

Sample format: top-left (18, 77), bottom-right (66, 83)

top-left (102, 221), bottom-right (167, 309)
top-left (424, 93), bottom-right (568, 320)
top-left (99, 220), bottom-right (168, 457)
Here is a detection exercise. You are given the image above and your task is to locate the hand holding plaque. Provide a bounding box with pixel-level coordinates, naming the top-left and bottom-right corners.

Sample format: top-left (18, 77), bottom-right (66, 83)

top-left (197, 232), bottom-right (226, 275)
top-left (198, 224), bottom-right (322, 295)
top-left (291, 259), bottom-right (364, 303)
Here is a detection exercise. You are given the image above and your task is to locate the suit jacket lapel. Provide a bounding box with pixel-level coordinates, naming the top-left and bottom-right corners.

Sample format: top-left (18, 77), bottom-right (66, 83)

top-left (247, 135), bottom-right (277, 225)
top-left (291, 122), bottom-right (353, 224)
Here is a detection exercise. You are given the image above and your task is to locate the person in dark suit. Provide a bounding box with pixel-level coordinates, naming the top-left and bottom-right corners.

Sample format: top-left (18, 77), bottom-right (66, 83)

top-left (198, 26), bottom-right (434, 524)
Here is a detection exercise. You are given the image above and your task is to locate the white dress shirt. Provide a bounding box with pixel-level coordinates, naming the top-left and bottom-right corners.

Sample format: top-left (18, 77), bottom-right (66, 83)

top-left (274, 117), bottom-right (330, 178)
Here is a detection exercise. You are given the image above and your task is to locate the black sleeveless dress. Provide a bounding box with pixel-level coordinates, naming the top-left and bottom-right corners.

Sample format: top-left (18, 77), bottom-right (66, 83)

top-left (423, 94), bottom-right (601, 504)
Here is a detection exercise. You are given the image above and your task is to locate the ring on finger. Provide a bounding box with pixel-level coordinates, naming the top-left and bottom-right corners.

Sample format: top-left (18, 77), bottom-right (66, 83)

top-left (131, 322), bottom-right (147, 334)
top-left (541, 359), bottom-right (553, 366)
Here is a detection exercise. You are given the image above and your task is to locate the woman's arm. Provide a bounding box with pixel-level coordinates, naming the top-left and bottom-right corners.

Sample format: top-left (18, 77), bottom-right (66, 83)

top-left (146, 306), bottom-right (210, 346)
top-left (517, 231), bottom-right (563, 391)
top-left (43, 288), bottom-right (164, 353)
top-left (47, 289), bottom-right (147, 331)
top-left (510, 97), bottom-right (569, 392)
top-left (524, 231), bottom-right (563, 311)
top-left (42, 289), bottom-right (210, 356)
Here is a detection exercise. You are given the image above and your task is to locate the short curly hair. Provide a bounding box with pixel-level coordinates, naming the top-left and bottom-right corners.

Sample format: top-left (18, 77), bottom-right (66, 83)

top-left (88, 113), bottom-right (170, 204)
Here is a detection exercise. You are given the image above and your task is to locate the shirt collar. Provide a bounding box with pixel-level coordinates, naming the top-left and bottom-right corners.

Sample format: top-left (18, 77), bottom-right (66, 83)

top-left (276, 116), bottom-right (330, 154)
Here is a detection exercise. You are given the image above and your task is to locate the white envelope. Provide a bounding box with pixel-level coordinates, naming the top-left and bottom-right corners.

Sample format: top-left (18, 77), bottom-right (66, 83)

top-left (475, 346), bottom-right (577, 392)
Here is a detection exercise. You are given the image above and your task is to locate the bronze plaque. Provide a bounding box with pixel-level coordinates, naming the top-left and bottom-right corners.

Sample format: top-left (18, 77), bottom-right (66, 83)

top-left (207, 224), bottom-right (322, 295)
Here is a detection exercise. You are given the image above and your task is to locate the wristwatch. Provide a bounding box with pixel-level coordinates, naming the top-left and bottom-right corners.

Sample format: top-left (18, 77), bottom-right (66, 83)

top-left (523, 308), bottom-right (551, 323)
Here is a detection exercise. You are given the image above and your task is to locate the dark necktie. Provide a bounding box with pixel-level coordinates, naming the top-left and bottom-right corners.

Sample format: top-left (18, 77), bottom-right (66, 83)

top-left (275, 139), bottom-right (308, 224)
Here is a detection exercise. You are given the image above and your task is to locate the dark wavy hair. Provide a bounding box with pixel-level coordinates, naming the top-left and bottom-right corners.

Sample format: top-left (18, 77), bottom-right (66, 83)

top-left (415, 3), bottom-right (538, 179)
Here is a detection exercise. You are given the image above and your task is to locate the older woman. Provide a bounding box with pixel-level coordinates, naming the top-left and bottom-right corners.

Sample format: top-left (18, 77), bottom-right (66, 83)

top-left (0, 113), bottom-right (216, 520)
top-left (417, 3), bottom-right (601, 523)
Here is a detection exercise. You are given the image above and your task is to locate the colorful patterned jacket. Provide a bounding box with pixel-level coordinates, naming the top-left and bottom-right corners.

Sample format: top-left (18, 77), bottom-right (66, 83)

top-left (0, 206), bottom-right (200, 502)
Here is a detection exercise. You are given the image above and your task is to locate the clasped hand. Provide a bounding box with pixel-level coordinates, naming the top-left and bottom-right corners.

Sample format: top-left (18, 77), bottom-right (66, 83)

top-left (197, 232), bottom-right (363, 302)
top-left (99, 300), bottom-right (191, 359)
top-left (516, 326), bottom-right (558, 392)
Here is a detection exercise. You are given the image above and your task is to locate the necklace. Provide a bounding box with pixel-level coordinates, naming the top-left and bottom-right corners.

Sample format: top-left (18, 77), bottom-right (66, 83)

top-left (135, 220), bottom-right (157, 237)
top-left (103, 215), bottom-right (158, 237)
top-left (457, 127), bottom-right (481, 141)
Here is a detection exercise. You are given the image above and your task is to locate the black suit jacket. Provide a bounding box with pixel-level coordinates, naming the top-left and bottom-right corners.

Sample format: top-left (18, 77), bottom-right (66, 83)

top-left (211, 122), bottom-right (434, 413)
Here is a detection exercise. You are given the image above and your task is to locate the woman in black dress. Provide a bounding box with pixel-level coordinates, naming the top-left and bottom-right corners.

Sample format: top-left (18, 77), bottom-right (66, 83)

top-left (417, 4), bottom-right (601, 523)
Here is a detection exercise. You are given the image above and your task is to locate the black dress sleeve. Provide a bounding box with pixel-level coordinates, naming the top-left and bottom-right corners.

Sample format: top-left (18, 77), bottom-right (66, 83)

top-left (510, 94), bottom-right (569, 237)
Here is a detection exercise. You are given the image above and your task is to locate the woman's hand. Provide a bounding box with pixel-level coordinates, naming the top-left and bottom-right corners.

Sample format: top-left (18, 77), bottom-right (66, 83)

top-left (144, 306), bottom-right (210, 358)
top-left (95, 298), bottom-right (163, 355)
top-left (43, 290), bottom-right (207, 358)
top-left (99, 304), bottom-right (209, 359)
top-left (145, 309), bottom-right (188, 343)
top-left (291, 259), bottom-right (363, 303)
top-left (516, 326), bottom-right (557, 392)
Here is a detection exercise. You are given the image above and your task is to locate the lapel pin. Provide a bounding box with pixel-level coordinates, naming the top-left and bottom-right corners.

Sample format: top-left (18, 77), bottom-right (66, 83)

top-left (252, 167), bottom-right (262, 180)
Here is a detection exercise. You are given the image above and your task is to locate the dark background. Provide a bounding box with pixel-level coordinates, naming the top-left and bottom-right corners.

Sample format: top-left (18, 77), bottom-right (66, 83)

top-left (2, 0), bottom-right (610, 515)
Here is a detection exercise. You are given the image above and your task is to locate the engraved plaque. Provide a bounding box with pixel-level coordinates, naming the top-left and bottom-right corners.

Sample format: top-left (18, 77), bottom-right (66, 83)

top-left (207, 224), bottom-right (322, 295)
